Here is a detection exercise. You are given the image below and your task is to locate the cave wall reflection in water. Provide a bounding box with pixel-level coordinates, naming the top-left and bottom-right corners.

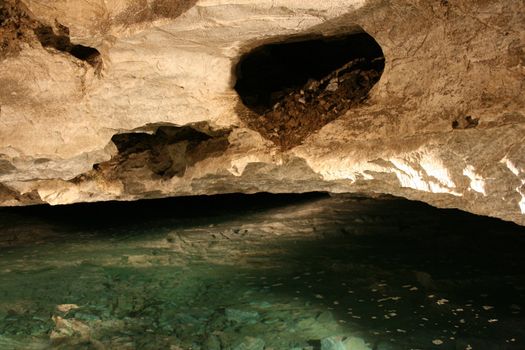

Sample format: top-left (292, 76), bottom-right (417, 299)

top-left (0, 193), bottom-right (524, 349)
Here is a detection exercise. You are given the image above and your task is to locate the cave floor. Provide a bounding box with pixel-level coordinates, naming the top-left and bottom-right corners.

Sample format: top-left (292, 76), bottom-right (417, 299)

top-left (0, 194), bottom-right (524, 350)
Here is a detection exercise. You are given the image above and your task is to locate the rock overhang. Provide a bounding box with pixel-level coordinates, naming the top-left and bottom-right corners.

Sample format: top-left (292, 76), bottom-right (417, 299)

top-left (0, 0), bottom-right (524, 225)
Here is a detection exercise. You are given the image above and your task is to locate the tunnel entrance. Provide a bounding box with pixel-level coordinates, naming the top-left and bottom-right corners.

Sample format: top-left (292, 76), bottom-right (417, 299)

top-left (234, 31), bottom-right (385, 150)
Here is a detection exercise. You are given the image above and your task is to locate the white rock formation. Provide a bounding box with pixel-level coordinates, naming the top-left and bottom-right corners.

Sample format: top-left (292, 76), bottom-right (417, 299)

top-left (0, 0), bottom-right (524, 225)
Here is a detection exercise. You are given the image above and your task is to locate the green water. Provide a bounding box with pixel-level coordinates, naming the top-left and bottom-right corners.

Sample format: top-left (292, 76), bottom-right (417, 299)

top-left (0, 194), bottom-right (523, 349)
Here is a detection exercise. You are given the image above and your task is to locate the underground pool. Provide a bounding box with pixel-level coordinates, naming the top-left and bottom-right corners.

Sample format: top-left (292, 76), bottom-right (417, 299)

top-left (0, 193), bottom-right (524, 349)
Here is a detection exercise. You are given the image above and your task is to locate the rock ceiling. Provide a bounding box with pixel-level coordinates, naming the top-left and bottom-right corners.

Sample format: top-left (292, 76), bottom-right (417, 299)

top-left (0, 0), bottom-right (524, 225)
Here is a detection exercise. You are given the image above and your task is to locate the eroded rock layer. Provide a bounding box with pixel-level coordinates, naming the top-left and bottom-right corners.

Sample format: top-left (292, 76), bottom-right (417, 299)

top-left (0, 0), bottom-right (524, 224)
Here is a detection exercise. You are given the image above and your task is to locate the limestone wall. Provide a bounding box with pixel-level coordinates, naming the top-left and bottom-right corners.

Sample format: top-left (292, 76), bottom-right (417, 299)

top-left (0, 0), bottom-right (524, 225)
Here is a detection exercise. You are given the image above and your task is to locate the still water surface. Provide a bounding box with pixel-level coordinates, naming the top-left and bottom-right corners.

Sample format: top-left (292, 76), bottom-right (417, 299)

top-left (0, 194), bottom-right (523, 349)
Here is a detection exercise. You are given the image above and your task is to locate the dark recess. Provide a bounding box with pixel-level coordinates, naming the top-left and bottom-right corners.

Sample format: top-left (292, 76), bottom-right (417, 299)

top-left (452, 115), bottom-right (479, 129)
top-left (70, 44), bottom-right (100, 62)
top-left (234, 31), bottom-right (385, 149)
top-left (235, 32), bottom-right (385, 112)
top-left (80, 125), bottom-right (231, 183)
top-left (34, 24), bottom-right (101, 68)
top-left (0, 192), bottom-right (329, 229)
top-left (111, 126), bottom-right (212, 157)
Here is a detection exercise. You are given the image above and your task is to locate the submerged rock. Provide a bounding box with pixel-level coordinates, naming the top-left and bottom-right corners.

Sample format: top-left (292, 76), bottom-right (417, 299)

top-left (204, 335), bottom-right (222, 350)
top-left (225, 309), bottom-right (260, 324)
top-left (0, 195), bottom-right (524, 349)
top-left (233, 336), bottom-right (265, 350)
top-left (320, 336), bottom-right (371, 350)
top-left (321, 337), bottom-right (347, 350)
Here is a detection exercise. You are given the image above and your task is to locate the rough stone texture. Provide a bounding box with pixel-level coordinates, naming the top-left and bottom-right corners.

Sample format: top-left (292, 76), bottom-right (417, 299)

top-left (0, 0), bottom-right (524, 225)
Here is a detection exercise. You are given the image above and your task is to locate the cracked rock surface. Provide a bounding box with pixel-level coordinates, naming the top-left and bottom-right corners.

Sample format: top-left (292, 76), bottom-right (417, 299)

top-left (0, 0), bottom-right (524, 225)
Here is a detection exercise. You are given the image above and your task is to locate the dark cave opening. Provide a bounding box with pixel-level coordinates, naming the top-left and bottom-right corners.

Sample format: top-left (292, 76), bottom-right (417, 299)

top-left (87, 125), bottom-right (231, 182)
top-left (233, 31), bottom-right (385, 149)
top-left (110, 126), bottom-right (214, 157)
top-left (234, 31), bottom-right (385, 113)
top-left (69, 44), bottom-right (101, 62)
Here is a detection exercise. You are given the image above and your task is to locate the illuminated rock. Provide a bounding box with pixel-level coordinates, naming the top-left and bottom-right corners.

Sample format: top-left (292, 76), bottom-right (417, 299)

top-left (0, 0), bottom-right (524, 225)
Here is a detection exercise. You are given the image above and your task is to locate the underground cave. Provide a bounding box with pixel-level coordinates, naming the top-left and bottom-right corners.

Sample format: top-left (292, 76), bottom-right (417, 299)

top-left (1, 0), bottom-right (525, 349)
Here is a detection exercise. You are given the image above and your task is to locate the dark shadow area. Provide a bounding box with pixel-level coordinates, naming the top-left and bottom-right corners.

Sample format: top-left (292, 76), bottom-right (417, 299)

top-left (34, 24), bottom-right (101, 68)
top-left (452, 115), bottom-right (479, 129)
top-left (69, 44), bottom-right (100, 62)
top-left (0, 192), bottom-right (328, 232)
top-left (78, 125), bottom-right (231, 187)
top-left (261, 199), bottom-right (525, 349)
top-left (235, 32), bottom-right (384, 112)
top-left (234, 31), bottom-right (385, 149)
top-left (111, 126), bottom-right (213, 157)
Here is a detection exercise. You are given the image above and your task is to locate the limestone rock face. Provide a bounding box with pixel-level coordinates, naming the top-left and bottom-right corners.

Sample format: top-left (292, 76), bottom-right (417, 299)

top-left (0, 0), bottom-right (524, 224)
